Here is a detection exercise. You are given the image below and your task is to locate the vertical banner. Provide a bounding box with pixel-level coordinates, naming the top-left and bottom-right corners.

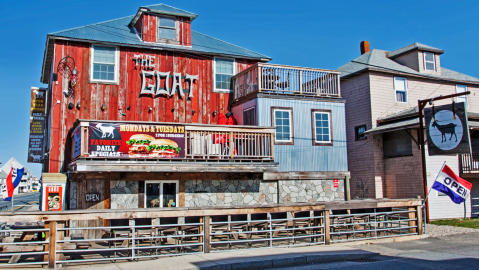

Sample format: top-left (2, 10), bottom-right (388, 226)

top-left (28, 87), bottom-right (46, 163)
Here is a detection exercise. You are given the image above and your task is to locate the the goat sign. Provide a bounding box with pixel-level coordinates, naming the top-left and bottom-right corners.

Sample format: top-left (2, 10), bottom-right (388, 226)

top-left (424, 102), bottom-right (471, 156)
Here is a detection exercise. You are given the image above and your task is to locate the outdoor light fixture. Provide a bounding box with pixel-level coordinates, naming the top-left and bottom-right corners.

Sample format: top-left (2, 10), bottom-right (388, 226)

top-left (171, 108), bottom-right (175, 112)
top-left (212, 111), bottom-right (217, 117)
top-left (101, 104), bottom-right (106, 111)
top-left (149, 107), bottom-right (153, 112)
top-left (76, 102), bottom-right (81, 109)
top-left (226, 112), bottom-right (233, 118)
top-left (192, 110), bottom-right (195, 115)
top-left (68, 103), bottom-right (74, 110)
top-left (127, 106), bottom-right (131, 110)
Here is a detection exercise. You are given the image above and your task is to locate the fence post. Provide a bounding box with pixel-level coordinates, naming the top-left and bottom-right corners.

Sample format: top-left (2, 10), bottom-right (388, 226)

top-left (48, 221), bottom-right (57, 269)
top-left (299, 70), bottom-right (303, 94)
top-left (131, 219), bottom-right (135, 260)
top-left (204, 216), bottom-right (211, 253)
top-left (229, 132), bottom-right (234, 159)
top-left (416, 205), bottom-right (423, 235)
top-left (408, 207), bottom-right (417, 233)
top-left (324, 210), bottom-right (330, 245)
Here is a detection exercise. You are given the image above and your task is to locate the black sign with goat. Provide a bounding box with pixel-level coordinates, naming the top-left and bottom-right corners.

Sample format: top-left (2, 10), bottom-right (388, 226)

top-left (424, 102), bottom-right (471, 156)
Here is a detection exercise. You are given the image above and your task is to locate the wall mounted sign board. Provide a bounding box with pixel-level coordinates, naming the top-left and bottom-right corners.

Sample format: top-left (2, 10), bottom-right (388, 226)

top-left (87, 122), bottom-right (186, 159)
top-left (424, 102), bottom-right (471, 156)
top-left (28, 87), bottom-right (46, 163)
top-left (85, 193), bottom-right (101, 202)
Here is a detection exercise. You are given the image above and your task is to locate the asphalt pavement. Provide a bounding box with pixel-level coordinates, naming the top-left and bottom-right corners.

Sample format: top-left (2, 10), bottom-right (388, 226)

top-left (270, 232), bottom-right (479, 269)
top-left (0, 192), bottom-right (40, 211)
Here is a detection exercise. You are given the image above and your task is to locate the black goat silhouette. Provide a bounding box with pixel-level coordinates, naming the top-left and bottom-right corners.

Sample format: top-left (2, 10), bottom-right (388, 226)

top-left (432, 120), bottom-right (457, 143)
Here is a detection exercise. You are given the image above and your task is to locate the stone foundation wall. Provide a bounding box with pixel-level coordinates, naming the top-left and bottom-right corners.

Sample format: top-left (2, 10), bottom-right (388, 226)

top-left (111, 180), bottom-right (139, 209)
top-left (185, 180), bottom-right (277, 207)
top-left (279, 179), bottom-right (345, 203)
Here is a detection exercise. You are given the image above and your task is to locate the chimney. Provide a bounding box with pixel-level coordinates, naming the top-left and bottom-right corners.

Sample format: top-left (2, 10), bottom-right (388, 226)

top-left (360, 41), bottom-right (370, 55)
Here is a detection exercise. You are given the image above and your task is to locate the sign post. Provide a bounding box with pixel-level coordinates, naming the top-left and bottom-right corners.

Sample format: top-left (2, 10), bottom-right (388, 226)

top-left (418, 91), bottom-right (470, 223)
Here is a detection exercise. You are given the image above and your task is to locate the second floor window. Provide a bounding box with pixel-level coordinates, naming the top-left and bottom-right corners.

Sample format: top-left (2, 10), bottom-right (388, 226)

top-left (272, 107), bottom-right (293, 144)
top-left (158, 17), bottom-right (176, 40)
top-left (456, 84), bottom-right (468, 108)
top-left (394, 77), bottom-right (407, 103)
top-left (355, 125), bottom-right (367, 140)
top-left (312, 110), bottom-right (332, 146)
top-left (424, 52), bottom-right (436, 71)
top-left (92, 46), bottom-right (117, 82)
top-left (214, 58), bottom-right (235, 92)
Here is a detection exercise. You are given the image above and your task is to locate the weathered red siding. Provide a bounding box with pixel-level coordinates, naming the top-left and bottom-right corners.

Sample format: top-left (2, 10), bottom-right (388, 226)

top-left (47, 40), bottom-right (256, 172)
top-left (134, 14), bottom-right (191, 45)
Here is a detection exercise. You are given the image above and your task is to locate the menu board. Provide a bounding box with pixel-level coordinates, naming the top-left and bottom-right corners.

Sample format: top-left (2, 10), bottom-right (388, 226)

top-left (87, 122), bottom-right (185, 159)
top-left (27, 88), bottom-right (46, 163)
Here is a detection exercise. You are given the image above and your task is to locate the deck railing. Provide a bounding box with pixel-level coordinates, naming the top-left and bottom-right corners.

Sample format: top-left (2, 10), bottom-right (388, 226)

top-left (460, 153), bottom-right (479, 173)
top-left (0, 199), bottom-right (422, 268)
top-left (232, 63), bottom-right (341, 100)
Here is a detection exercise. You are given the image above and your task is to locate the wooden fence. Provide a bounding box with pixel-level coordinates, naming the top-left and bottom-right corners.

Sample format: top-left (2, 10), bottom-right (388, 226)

top-left (0, 199), bottom-right (422, 268)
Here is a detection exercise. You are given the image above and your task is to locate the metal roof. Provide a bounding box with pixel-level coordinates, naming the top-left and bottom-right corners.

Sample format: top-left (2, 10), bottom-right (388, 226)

top-left (140, 3), bottom-right (198, 20)
top-left (337, 48), bottom-right (479, 84)
top-left (364, 118), bottom-right (419, 135)
top-left (48, 15), bottom-right (270, 60)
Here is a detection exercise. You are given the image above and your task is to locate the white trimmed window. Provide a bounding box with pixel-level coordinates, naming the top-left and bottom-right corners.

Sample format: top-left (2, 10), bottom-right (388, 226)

top-left (158, 17), bottom-right (177, 41)
top-left (312, 110), bottom-right (332, 145)
top-left (91, 45), bottom-right (118, 83)
top-left (272, 107), bottom-right (293, 144)
top-left (394, 77), bottom-right (407, 103)
top-left (424, 52), bottom-right (436, 71)
top-left (214, 58), bottom-right (235, 92)
top-left (456, 84), bottom-right (468, 108)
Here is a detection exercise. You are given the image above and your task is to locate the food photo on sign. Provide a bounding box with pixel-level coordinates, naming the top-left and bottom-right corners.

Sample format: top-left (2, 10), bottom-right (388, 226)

top-left (424, 102), bottom-right (472, 156)
top-left (87, 122), bottom-right (185, 159)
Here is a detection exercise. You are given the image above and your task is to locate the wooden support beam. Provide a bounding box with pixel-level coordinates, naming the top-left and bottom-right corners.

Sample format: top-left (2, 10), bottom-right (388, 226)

top-left (416, 205), bottom-right (423, 235)
top-left (48, 221), bottom-right (57, 269)
top-left (324, 211), bottom-right (330, 245)
top-left (408, 206), bottom-right (417, 233)
top-left (203, 216), bottom-right (211, 253)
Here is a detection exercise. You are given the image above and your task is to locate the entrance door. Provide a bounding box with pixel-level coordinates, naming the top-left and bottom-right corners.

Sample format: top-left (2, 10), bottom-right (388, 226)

top-left (145, 181), bottom-right (178, 208)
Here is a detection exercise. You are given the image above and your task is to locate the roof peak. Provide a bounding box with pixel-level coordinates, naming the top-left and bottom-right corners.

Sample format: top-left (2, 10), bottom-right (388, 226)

top-left (388, 42), bottom-right (444, 58)
top-left (139, 3), bottom-right (198, 20)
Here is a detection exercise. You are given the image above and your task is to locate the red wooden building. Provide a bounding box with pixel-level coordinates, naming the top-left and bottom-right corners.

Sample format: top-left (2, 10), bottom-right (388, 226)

top-left (38, 4), bottom-right (347, 216)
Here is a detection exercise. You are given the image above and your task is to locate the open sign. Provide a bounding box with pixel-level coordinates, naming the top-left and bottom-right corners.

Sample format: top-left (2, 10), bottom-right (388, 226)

top-left (86, 193), bottom-right (100, 202)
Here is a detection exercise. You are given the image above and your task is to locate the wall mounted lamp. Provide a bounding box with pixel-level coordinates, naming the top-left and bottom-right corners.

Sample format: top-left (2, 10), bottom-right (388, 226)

top-left (76, 102), bottom-right (81, 109)
top-left (212, 111), bottom-right (217, 117)
top-left (192, 110), bottom-right (195, 115)
top-left (101, 104), bottom-right (106, 111)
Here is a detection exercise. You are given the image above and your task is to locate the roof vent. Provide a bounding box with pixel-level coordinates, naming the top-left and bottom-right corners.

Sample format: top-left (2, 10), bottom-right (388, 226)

top-left (360, 41), bottom-right (370, 55)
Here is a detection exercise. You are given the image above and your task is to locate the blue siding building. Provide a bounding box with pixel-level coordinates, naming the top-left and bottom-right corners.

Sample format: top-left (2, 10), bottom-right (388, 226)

top-left (231, 63), bottom-right (350, 203)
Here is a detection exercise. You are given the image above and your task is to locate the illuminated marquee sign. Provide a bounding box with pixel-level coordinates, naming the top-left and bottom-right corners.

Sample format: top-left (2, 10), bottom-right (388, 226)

top-left (134, 54), bottom-right (198, 98)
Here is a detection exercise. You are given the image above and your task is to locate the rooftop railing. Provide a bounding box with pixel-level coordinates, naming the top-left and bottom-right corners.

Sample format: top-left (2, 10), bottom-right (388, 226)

top-left (232, 63), bottom-right (341, 100)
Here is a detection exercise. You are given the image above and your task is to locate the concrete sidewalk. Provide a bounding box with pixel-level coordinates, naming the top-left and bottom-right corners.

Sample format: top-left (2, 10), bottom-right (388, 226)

top-left (63, 245), bottom-right (378, 270)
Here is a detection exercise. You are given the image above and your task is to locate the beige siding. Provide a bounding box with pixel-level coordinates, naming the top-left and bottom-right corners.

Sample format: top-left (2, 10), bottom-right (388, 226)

top-left (393, 51), bottom-right (420, 72)
top-left (418, 51), bottom-right (442, 76)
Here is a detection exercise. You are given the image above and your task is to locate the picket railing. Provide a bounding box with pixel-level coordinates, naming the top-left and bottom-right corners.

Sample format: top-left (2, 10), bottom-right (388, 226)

top-left (232, 63), bottom-right (341, 100)
top-left (0, 199), bottom-right (422, 268)
top-left (460, 153), bottom-right (479, 173)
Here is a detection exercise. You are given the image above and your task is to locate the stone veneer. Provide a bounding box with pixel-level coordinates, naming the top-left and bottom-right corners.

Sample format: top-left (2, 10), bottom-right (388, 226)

top-left (111, 180), bottom-right (139, 209)
top-left (278, 179), bottom-right (345, 203)
top-left (185, 180), bottom-right (277, 207)
top-left (69, 181), bottom-right (77, 210)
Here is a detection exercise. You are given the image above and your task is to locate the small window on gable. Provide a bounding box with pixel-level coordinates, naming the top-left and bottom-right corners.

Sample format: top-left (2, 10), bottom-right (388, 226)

top-left (424, 52), bottom-right (436, 71)
top-left (394, 77), bottom-right (407, 103)
top-left (91, 45), bottom-right (118, 83)
top-left (157, 17), bottom-right (177, 42)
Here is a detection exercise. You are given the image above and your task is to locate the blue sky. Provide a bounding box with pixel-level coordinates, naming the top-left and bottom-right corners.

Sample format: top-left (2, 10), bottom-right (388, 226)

top-left (0, 0), bottom-right (478, 177)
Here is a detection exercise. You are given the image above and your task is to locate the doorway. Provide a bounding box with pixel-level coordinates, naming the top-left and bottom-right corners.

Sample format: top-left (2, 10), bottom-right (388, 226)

top-left (144, 181), bottom-right (179, 208)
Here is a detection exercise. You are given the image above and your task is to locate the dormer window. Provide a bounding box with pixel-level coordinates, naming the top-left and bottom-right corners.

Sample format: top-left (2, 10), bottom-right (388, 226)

top-left (423, 52), bottom-right (436, 71)
top-left (157, 17), bottom-right (178, 43)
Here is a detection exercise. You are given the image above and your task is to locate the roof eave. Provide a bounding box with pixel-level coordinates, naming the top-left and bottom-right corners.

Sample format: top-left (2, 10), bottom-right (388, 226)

top-left (388, 47), bottom-right (444, 58)
top-left (129, 7), bottom-right (198, 27)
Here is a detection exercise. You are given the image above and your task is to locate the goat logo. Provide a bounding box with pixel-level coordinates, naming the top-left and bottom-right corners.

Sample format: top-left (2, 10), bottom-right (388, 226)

top-left (96, 123), bottom-right (115, 138)
top-left (432, 121), bottom-right (457, 142)
top-left (36, 92), bottom-right (44, 99)
top-left (30, 153), bottom-right (41, 162)
top-left (428, 110), bottom-right (463, 151)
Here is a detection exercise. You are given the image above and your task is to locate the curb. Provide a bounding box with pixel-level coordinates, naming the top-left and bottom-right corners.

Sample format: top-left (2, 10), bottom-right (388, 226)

top-left (197, 251), bottom-right (379, 270)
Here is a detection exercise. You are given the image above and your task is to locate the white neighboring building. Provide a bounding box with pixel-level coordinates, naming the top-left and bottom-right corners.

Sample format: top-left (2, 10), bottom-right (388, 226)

top-left (0, 157), bottom-right (37, 194)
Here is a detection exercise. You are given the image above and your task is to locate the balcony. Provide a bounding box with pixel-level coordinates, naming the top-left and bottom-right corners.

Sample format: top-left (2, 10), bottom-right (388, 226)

top-left (68, 120), bottom-right (277, 173)
top-left (232, 63), bottom-right (341, 101)
top-left (460, 153), bottom-right (479, 174)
